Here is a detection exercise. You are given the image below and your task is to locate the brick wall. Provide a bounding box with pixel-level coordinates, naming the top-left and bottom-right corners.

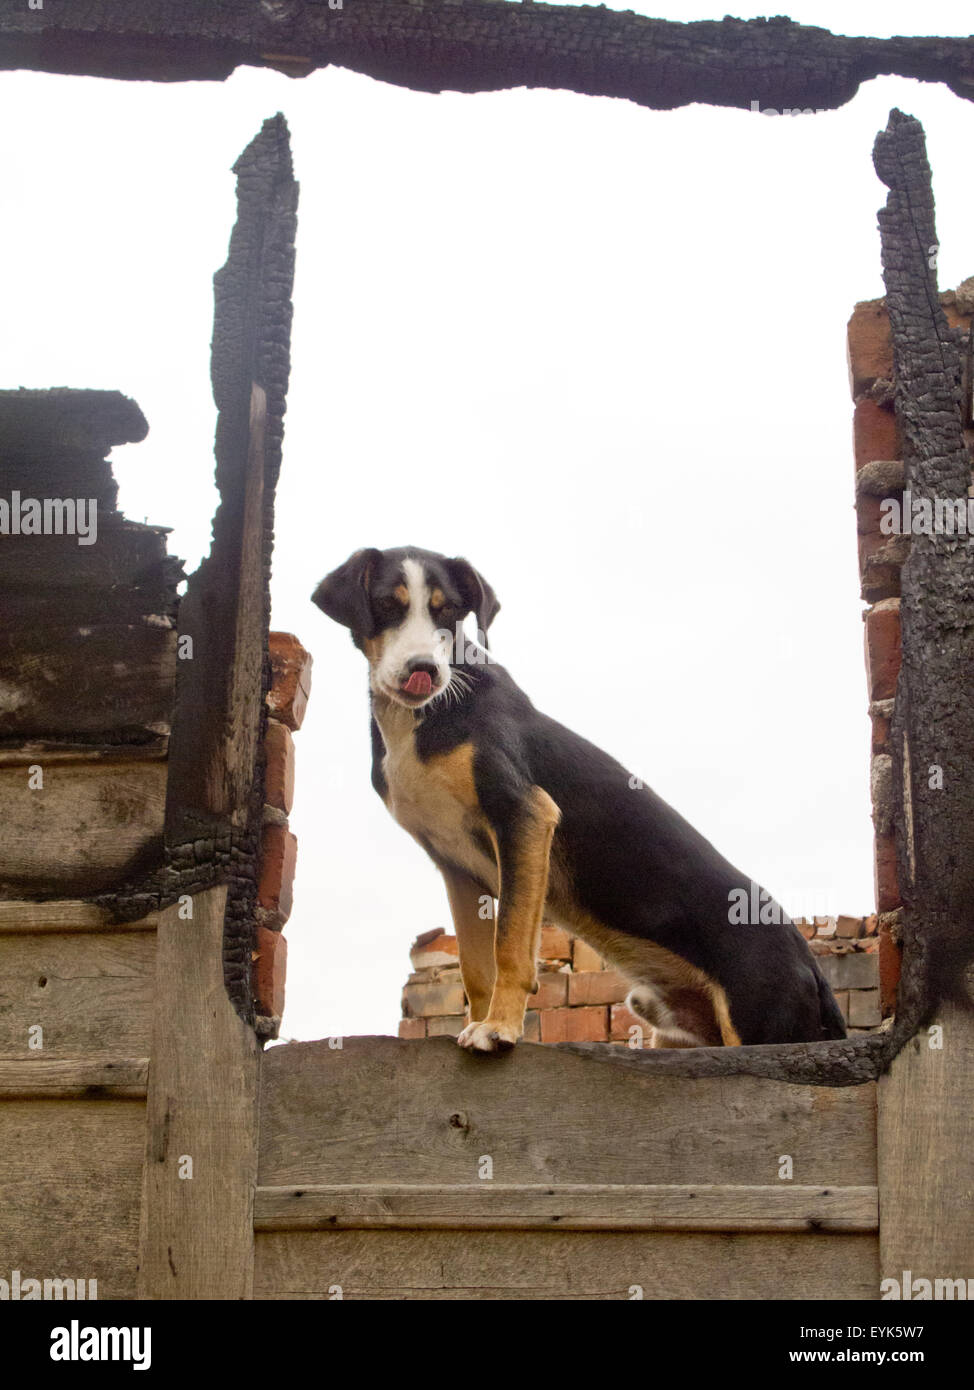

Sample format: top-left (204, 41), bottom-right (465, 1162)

top-left (252, 631), bottom-right (312, 1039)
top-left (847, 275), bottom-right (974, 1020)
top-left (399, 915), bottom-right (884, 1045)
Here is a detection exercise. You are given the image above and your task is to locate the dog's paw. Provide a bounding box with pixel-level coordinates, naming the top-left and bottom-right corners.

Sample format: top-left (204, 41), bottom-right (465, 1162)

top-left (457, 1018), bottom-right (521, 1054)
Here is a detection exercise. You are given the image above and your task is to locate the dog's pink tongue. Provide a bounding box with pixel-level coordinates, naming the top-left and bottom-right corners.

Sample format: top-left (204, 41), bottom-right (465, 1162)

top-left (403, 670), bottom-right (432, 697)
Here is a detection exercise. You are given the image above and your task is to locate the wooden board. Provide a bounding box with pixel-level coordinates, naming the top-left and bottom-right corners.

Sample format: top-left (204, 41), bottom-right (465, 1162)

top-left (137, 886), bottom-right (258, 1298)
top-left (0, 1097), bottom-right (145, 1299)
top-left (0, 929), bottom-right (156, 1059)
top-left (0, 621), bottom-right (176, 740)
top-left (254, 1228), bottom-right (879, 1300)
top-left (878, 999), bottom-right (974, 1286)
top-left (0, 901), bottom-right (158, 933)
top-left (254, 1182), bottom-right (878, 1233)
top-left (0, 1059), bottom-right (148, 1098)
top-left (258, 1036), bottom-right (878, 1189)
top-left (0, 760), bottom-right (166, 893)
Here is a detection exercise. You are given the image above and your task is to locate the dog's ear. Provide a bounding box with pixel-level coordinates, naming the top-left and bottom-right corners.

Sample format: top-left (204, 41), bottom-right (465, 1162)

top-left (447, 557), bottom-right (500, 645)
top-left (312, 548), bottom-right (383, 637)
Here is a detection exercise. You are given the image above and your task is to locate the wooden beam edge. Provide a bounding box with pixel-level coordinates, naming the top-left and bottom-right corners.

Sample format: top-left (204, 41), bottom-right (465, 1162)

top-left (0, 901), bottom-right (159, 933)
top-left (0, 1058), bottom-right (149, 1098)
top-left (253, 1183), bottom-right (879, 1234)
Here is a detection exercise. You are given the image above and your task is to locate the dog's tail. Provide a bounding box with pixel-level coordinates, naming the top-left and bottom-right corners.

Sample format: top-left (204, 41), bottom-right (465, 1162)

top-left (815, 966), bottom-right (848, 1040)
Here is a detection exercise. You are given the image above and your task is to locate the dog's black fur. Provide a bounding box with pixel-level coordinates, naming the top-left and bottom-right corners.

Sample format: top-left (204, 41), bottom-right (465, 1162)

top-left (314, 546), bottom-right (846, 1051)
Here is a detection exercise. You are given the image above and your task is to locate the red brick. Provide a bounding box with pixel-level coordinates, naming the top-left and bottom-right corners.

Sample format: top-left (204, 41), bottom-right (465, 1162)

top-left (539, 925), bottom-right (572, 962)
top-left (427, 1015), bottom-right (465, 1038)
top-left (875, 833), bottom-right (901, 913)
top-left (864, 914), bottom-right (879, 935)
top-left (793, 918), bottom-right (817, 940)
top-left (267, 631), bottom-right (313, 731)
top-left (610, 1004), bottom-right (650, 1046)
top-left (836, 915), bottom-right (863, 939)
top-left (540, 1006), bottom-right (609, 1043)
top-left (871, 710), bottom-right (891, 755)
top-left (879, 926), bottom-right (902, 1017)
top-left (253, 926), bottom-right (287, 1018)
top-left (865, 600), bottom-right (901, 701)
top-left (853, 399), bottom-right (899, 467)
top-left (847, 299), bottom-right (893, 396)
top-left (258, 824), bottom-right (297, 925)
top-left (410, 931), bottom-right (459, 968)
top-left (568, 969), bottom-right (629, 1007)
top-left (572, 939), bottom-right (604, 972)
top-left (398, 1017), bottom-right (427, 1039)
top-left (849, 989), bottom-right (882, 1028)
top-left (264, 719), bottom-right (295, 815)
top-left (403, 972), bottom-right (466, 1018)
top-left (527, 971), bottom-right (569, 1009)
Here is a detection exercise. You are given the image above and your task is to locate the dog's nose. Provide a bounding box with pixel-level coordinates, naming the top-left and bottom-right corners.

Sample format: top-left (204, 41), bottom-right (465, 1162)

top-left (405, 657), bottom-right (439, 679)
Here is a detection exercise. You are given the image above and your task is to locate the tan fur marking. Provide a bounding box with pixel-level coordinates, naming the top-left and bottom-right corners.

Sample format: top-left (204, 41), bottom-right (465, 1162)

top-left (441, 864), bottom-right (495, 1023)
top-left (429, 587), bottom-right (445, 610)
top-left (393, 583), bottom-right (409, 605)
top-left (487, 787), bottom-right (561, 1031)
top-left (548, 906), bottom-right (734, 1048)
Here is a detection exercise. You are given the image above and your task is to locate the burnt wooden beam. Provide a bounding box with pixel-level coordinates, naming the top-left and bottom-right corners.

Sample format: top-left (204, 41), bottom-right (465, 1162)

top-left (0, 389), bottom-right (183, 747)
top-left (106, 115), bottom-right (298, 1023)
top-left (3, 4), bottom-right (974, 112)
top-left (871, 109), bottom-right (974, 1052)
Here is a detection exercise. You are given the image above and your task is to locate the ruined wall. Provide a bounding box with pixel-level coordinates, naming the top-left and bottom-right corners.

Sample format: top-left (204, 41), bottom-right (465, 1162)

top-left (847, 275), bottom-right (974, 1021)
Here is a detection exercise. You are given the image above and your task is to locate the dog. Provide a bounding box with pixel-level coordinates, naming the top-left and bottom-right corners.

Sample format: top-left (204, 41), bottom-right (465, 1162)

top-left (313, 546), bottom-right (847, 1055)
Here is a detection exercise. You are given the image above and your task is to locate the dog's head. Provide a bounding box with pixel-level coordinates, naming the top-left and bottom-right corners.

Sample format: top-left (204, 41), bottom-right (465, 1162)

top-left (312, 547), bottom-right (499, 710)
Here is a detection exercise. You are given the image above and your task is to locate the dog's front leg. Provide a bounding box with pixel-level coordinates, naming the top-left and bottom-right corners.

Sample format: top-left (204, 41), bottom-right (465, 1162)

top-left (458, 786), bottom-right (561, 1054)
top-left (440, 864), bottom-right (495, 1025)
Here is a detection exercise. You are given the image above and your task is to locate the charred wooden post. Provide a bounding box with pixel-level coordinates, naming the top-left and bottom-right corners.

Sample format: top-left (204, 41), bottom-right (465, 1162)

top-left (871, 109), bottom-right (974, 1043)
top-left (137, 115), bottom-right (298, 1301)
top-left (871, 106), bottom-right (974, 1290)
top-left (3, 4), bottom-right (974, 113)
top-left (105, 115), bottom-right (298, 1030)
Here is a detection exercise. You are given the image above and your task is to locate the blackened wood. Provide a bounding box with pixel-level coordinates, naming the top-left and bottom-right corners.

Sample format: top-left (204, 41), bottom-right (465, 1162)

top-left (872, 109), bottom-right (974, 1050)
top-left (0, 388), bottom-right (147, 459)
top-left (140, 115), bottom-right (297, 1020)
top-left (4, 4), bottom-right (974, 113)
top-left (0, 621), bottom-right (176, 742)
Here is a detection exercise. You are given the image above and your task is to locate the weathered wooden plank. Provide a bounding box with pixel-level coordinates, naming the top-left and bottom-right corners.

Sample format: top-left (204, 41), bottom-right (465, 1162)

top-left (258, 1037), bottom-right (877, 1189)
top-left (0, 622), bottom-right (176, 740)
top-left (254, 1229), bottom-right (879, 1300)
top-left (0, 901), bottom-right (158, 932)
top-left (0, 929), bottom-right (156, 1059)
top-left (0, 742), bottom-right (169, 767)
top-left (0, 1058), bottom-right (148, 1098)
top-left (137, 886), bottom-right (258, 1299)
top-left (0, 1097), bottom-right (145, 1298)
top-left (0, 760), bottom-right (166, 894)
top-left (254, 1182), bottom-right (878, 1233)
top-left (878, 1000), bottom-right (974, 1286)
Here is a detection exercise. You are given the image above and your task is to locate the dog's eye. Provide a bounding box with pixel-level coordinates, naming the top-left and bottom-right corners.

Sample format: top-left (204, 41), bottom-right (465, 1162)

top-left (374, 596), bottom-right (405, 621)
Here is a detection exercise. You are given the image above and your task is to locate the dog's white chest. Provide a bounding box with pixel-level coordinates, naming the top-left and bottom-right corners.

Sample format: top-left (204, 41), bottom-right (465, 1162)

top-left (377, 710), bottom-right (498, 890)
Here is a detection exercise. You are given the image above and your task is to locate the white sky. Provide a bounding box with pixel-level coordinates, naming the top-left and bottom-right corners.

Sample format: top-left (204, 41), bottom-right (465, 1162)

top-left (2, 2), bottom-right (972, 1040)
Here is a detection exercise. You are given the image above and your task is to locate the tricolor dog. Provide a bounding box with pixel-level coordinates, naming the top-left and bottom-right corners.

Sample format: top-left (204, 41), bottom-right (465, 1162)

top-left (313, 547), bottom-right (846, 1054)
